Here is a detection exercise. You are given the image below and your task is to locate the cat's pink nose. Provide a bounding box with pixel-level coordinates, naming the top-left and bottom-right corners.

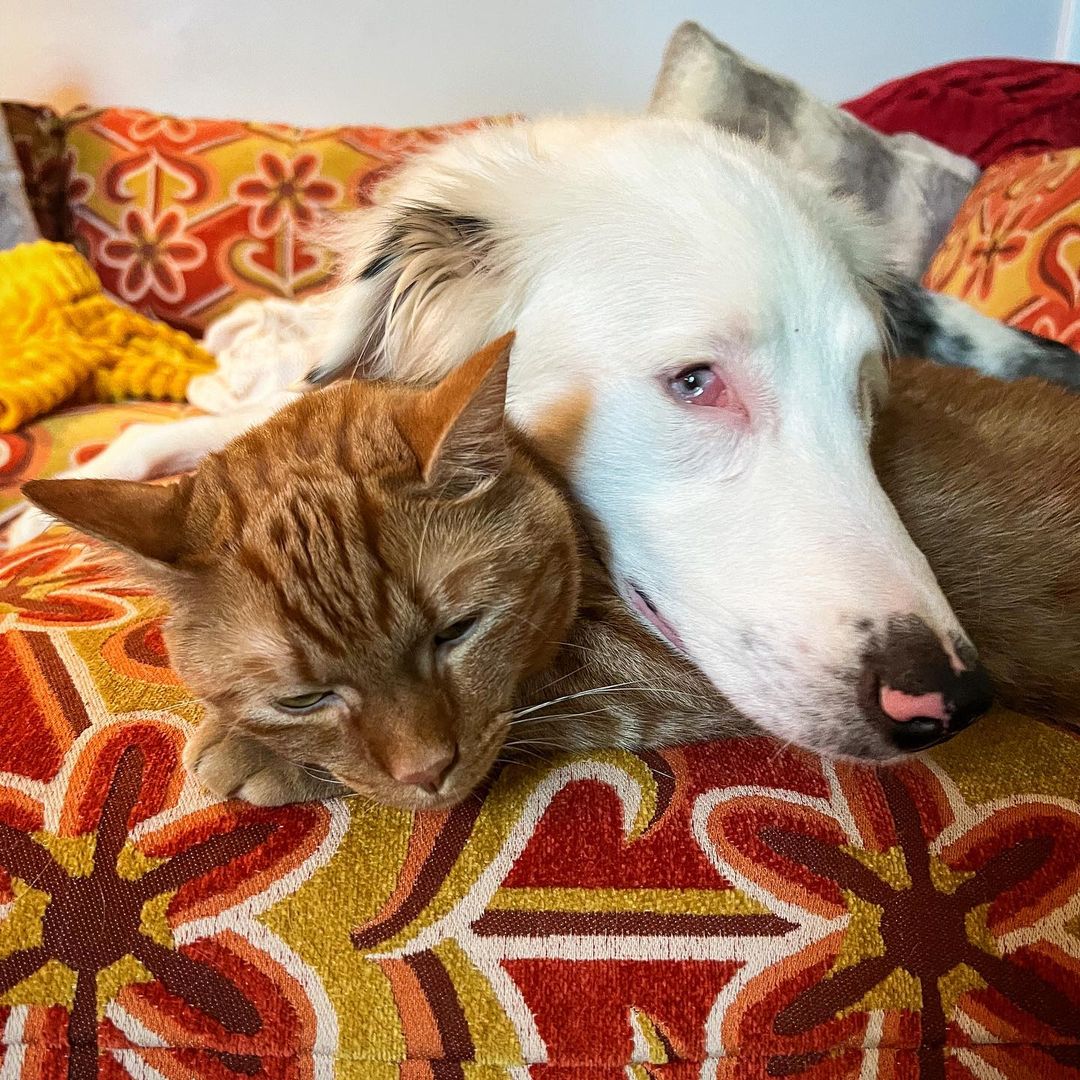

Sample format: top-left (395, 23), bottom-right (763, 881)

top-left (387, 746), bottom-right (458, 794)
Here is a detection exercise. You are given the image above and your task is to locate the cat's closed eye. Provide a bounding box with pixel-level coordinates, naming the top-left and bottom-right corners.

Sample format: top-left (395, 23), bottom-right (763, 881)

top-left (433, 614), bottom-right (482, 649)
top-left (275, 691), bottom-right (336, 714)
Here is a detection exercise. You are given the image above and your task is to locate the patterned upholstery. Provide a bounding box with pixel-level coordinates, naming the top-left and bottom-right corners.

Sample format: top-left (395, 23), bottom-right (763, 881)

top-left (63, 108), bottom-right (505, 335)
top-left (0, 528), bottom-right (1077, 1075)
top-left (924, 149), bottom-right (1080, 348)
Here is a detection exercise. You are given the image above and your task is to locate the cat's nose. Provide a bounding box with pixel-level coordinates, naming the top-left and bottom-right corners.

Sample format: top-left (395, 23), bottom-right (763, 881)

top-left (386, 745), bottom-right (459, 794)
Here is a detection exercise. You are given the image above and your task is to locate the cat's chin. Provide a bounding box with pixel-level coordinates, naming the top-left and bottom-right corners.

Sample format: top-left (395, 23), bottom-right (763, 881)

top-left (333, 774), bottom-right (476, 813)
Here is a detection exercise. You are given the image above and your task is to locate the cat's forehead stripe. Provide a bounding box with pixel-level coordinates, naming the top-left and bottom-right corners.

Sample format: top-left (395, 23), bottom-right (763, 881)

top-left (236, 542), bottom-right (350, 658)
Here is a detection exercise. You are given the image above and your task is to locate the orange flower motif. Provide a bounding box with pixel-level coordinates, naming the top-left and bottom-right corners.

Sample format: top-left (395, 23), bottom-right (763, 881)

top-left (101, 208), bottom-right (205, 304)
top-left (234, 152), bottom-right (341, 237)
top-left (125, 113), bottom-right (198, 144)
top-left (961, 201), bottom-right (1029, 301)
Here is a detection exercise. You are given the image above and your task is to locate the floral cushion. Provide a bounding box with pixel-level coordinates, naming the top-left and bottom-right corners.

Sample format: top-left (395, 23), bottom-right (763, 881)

top-left (0, 401), bottom-right (192, 526)
top-left (0, 527), bottom-right (1077, 1076)
top-left (64, 108), bottom-right (507, 336)
top-left (924, 149), bottom-right (1080, 349)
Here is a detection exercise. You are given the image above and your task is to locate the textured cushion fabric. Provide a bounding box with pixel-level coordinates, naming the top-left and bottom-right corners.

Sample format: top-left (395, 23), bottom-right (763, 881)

top-left (0, 528), bottom-right (1078, 1075)
top-left (843, 59), bottom-right (1080, 170)
top-left (0, 113), bottom-right (38, 250)
top-left (0, 401), bottom-right (192, 526)
top-left (63, 108), bottom-right (505, 336)
top-left (0, 242), bottom-right (214, 433)
top-left (924, 149), bottom-right (1080, 349)
top-left (647, 21), bottom-right (980, 276)
top-left (0, 103), bottom-right (68, 242)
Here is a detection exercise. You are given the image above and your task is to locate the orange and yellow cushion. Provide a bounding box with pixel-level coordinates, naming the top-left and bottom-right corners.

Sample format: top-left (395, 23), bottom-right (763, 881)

top-left (64, 107), bottom-right (506, 335)
top-left (0, 526), bottom-right (1076, 1074)
top-left (924, 148), bottom-right (1080, 349)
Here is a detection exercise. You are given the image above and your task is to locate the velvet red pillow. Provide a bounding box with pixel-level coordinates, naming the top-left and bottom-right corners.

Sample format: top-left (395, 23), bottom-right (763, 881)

top-left (843, 59), bottom-right (1080, 169)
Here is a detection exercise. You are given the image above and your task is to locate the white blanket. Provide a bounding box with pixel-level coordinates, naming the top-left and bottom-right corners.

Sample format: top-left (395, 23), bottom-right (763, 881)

top-left (188, 293), bottom-right (338, 414)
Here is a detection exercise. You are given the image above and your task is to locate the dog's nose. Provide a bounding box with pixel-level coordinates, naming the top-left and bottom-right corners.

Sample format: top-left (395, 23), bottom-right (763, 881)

top-left (861, 616), bottom-right (993, 752)
top-left (385, 746), bottom-right (459, 793)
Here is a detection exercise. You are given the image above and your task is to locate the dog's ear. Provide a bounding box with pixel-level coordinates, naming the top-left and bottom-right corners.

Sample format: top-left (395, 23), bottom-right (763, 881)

top-left (309, 199), bottom-right (509, 388)
top-left (21, 477), bottom-right (193, 566)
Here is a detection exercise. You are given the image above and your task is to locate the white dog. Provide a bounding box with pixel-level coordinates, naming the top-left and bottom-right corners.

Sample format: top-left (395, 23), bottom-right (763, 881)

top-left (14, 116), bottom-right (1027, 757)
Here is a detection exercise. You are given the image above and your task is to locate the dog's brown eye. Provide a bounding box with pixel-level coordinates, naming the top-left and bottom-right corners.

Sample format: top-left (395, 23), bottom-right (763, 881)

top-left (434, 615), bottom-right (480, 648)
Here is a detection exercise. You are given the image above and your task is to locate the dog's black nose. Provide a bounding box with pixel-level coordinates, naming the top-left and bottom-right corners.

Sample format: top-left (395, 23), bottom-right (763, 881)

top-left (860, 616), bottom-right (994, 752)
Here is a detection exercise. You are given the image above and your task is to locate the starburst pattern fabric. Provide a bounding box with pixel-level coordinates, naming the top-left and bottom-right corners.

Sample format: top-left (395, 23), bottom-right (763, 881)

top-left (924, 149), bottom-right (1080, 349)
top-left (0, 529), bottom-right (1077, 1077)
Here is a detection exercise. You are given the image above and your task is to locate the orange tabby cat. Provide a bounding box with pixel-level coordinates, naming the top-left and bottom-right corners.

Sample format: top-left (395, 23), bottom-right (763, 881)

top-left (24, 335), bottom-right (1080, 809)
top-left (25, 335), bottom-right (737, 809)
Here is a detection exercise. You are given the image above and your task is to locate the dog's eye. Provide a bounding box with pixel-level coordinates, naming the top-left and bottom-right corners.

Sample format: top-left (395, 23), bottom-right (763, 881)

top-left (434, 615), bottom-right (481, 649)
top-left (667, 365), bottom-right (729, 408)
top-left (275, 691), bottom-right (334, 713)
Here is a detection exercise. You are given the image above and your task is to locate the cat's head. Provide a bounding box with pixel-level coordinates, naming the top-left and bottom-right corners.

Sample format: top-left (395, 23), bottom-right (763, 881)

top-left (24, 334), bottom-right (581, 809)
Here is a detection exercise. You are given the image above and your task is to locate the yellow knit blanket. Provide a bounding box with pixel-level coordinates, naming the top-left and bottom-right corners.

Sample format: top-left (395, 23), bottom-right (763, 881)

top-left (0, 241), bottom-right (215, 432)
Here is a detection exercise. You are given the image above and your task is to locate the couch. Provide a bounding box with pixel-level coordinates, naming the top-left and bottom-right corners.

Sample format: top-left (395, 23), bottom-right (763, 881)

top-left (0, 50), bottom-right (1078, 1079)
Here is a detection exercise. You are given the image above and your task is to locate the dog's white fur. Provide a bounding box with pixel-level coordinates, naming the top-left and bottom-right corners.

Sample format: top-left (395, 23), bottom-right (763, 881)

top-left (319, 116), bottom-right (972, 757)
top-left (9, 116), bottom-right (972, 757)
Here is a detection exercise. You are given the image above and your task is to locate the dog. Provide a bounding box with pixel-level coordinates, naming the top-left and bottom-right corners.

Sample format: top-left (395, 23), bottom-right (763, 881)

top-left (10, 115), bottom-right (1078, 757)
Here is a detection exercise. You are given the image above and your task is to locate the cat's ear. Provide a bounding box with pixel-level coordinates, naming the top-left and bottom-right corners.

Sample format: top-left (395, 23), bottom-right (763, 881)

top-left (21, 478), bottom-right (192, 565)
top-left (396, 332), bottom-right (514, 499)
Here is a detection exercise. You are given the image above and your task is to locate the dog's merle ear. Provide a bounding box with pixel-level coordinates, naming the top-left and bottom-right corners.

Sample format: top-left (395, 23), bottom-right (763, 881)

top-left (308, 202), bottom-right (498, 387)
top-left (358, 203), bottom-right (494, 284)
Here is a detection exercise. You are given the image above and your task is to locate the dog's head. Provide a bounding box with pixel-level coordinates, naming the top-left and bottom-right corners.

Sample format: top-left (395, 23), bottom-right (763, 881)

top-left (309, 116), bottom-right (992, 760)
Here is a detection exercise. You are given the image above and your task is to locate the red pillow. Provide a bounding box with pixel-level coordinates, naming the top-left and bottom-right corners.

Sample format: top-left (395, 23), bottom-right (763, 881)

top-left (843, 58), bottom-right (1080, 169)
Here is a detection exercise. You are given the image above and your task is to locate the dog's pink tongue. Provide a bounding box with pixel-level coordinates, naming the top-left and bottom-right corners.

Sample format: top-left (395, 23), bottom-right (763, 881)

top-left (880, 686), bottom-right (949, 726)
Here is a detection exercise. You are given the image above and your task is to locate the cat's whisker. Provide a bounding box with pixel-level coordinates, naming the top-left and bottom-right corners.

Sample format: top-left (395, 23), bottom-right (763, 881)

top-left (530, 661), bottom-right (592, 695)
top-left (511, 680), bottom-right (713, 719)
top-left (501, 738), bottom-right (567, 750)
top-left (507, 707), bottom-right (610, 727)
top-left (509, 682), bottom-right (644, 718)
top-left (298, 763), bottom-right (345, 784)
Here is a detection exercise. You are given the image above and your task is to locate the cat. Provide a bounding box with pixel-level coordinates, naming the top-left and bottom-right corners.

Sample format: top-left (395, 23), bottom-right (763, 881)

top-left (24, 334), bottom-right (1080, 809)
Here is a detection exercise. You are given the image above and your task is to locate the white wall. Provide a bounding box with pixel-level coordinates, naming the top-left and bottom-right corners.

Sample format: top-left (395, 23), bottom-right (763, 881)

top-left (0, 1), bottom-right (1071, 128)
top-left (1059, 0), bottom-right (1080, 59)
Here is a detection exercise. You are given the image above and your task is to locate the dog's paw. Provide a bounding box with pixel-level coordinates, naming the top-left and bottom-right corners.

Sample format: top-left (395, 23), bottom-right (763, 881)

top-left (183, 725), bottom-right (338, 806)
top-left (6, 504), bottom-right (58, 548)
